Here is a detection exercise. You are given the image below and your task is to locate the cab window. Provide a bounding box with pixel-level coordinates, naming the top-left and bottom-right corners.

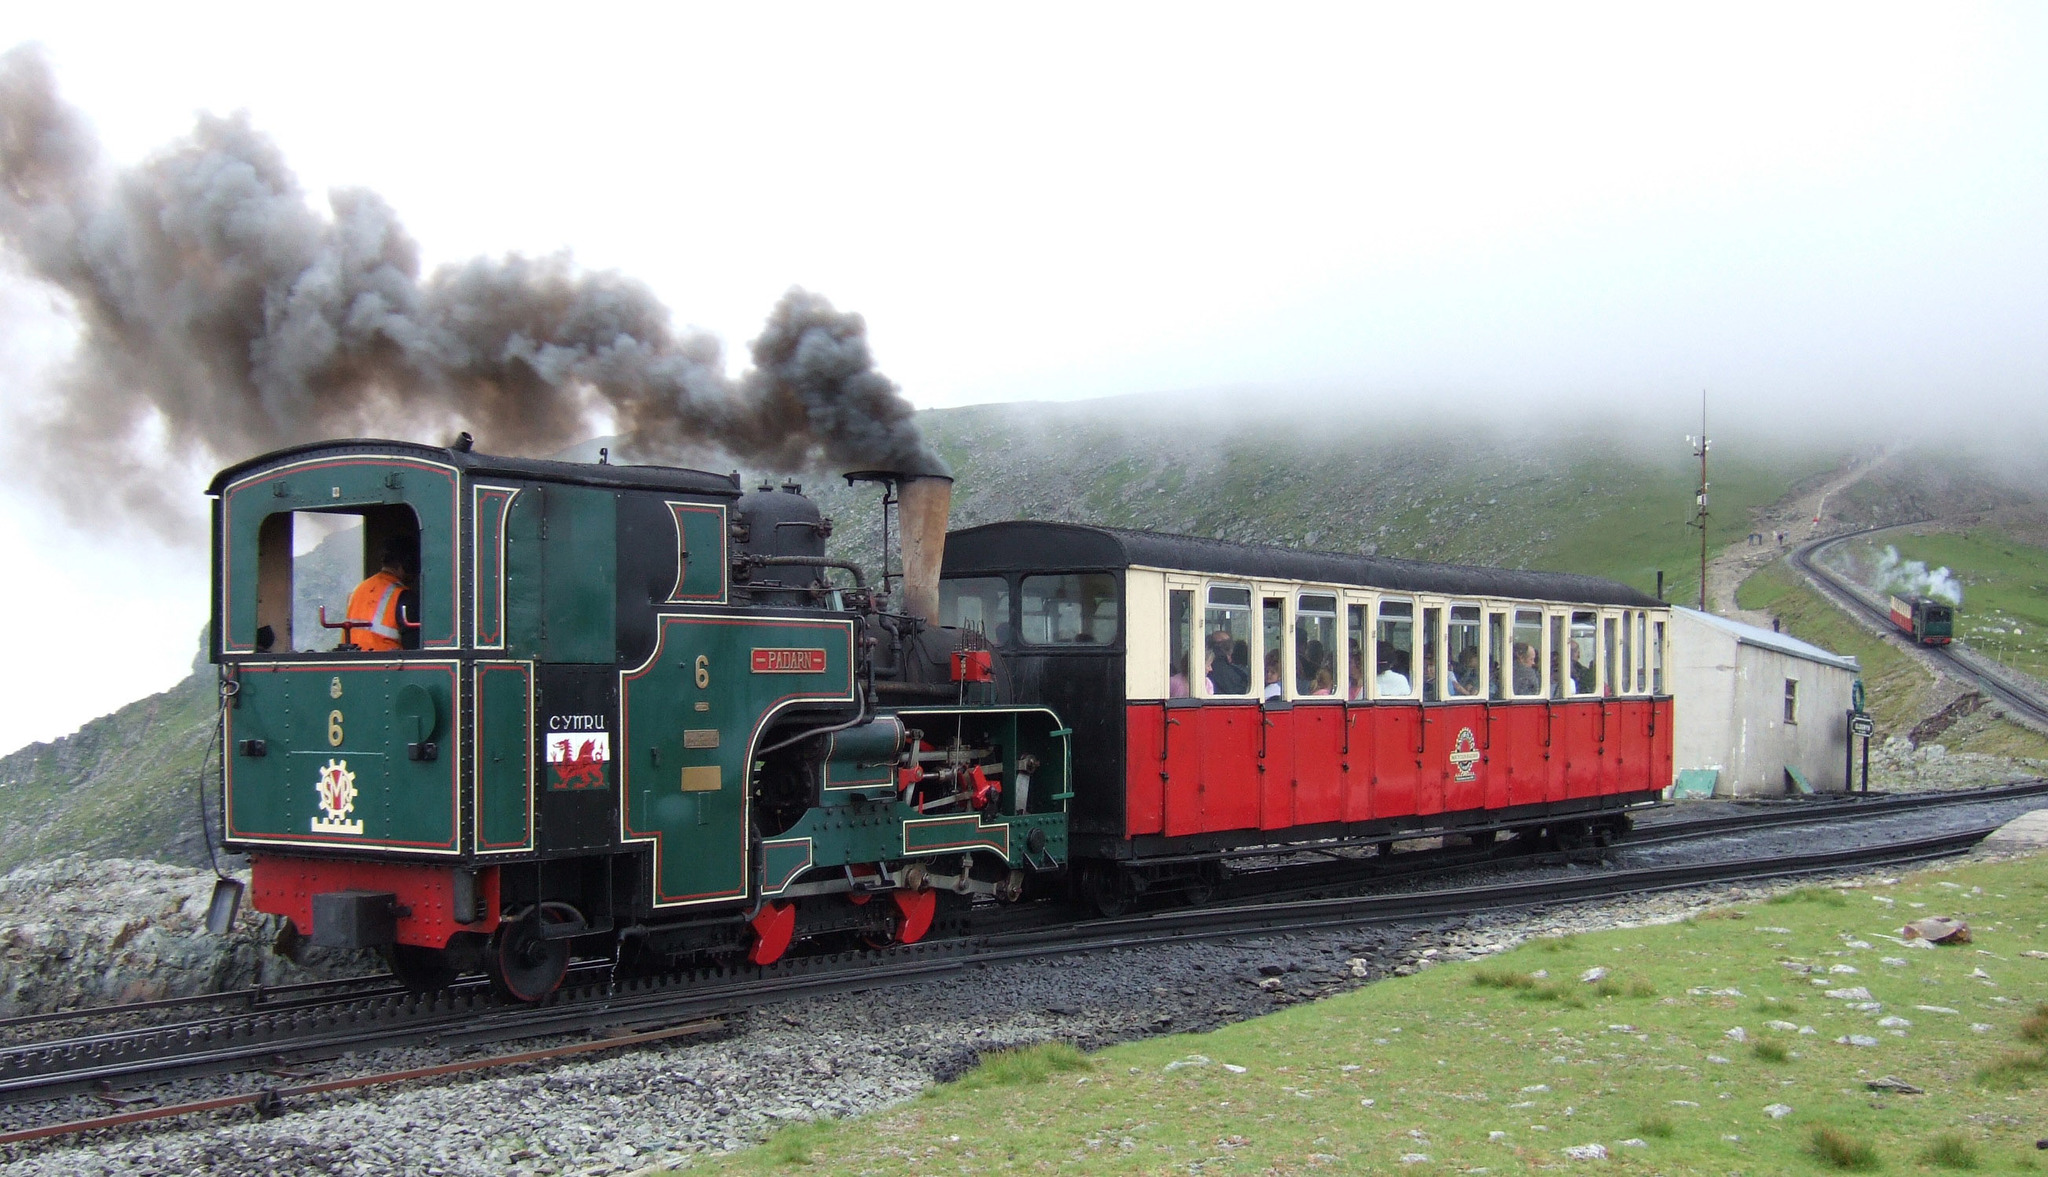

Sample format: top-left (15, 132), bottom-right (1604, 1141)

top-left (255, 506), bottom-right (421, 653)
top-left (1020, 573), bottom-right (1118, 645)
top-left (940, 577), bottom-right (1011, 643)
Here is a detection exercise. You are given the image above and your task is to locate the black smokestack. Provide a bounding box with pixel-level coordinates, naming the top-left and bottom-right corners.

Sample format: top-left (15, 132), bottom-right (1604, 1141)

top-left (0, 44), bottom-right (945, 535)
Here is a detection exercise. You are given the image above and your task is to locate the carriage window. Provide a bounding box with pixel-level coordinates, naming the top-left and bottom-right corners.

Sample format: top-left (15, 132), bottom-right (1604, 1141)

top-left (1168, 589), bottom-right (1194, 698)
top-left (940, 577), bottom-right (1011, 642)
top-left (256, 507), bottom-right (421, 654)
top-left (1346, 603), bottom-right (1368, 700)
top-left (1652, 619), bottom-right (1665, 694)
top-left (1375, 600), bottom-right (1415, 699)
top-left (1297, 593), bottom-right (1338, 696)
top-left (1637, 613), bottom-right (1649, 692)
top-left (1421, 605), bottom-right (1443, 700)
top-left (1512, 609), bottom-right (1544, 697)
top-left (1568, 611), bottom-right (1598, 696)
top-left (1447, 605), bottom-right (1482, 698)
top-left (1487, 611), bottom-right (1508, 700)
top-left (1619, 611), bottom-right (1635, 696)
top-left (1019, 573), bottom-right (1118, 645)
top-left (1550, 614), bottom-right (1567, 699)
top-left (1261, 597), bottom-right (1286, 700)
top-left (1204, 585), bottom-right (1253, 695)
top-left (1602, 616), bottom-right (1620, 697)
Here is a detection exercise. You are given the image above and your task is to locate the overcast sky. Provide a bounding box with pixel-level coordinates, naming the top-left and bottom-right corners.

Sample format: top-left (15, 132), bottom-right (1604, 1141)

top-left (1, 2), bottom-right (2044, 753)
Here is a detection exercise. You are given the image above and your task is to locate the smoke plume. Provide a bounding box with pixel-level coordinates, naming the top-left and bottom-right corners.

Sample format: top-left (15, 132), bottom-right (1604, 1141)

top-left (0, 44), bottom-right (943, 534)
top-left (1872, 544), bottom-right (1963, 606)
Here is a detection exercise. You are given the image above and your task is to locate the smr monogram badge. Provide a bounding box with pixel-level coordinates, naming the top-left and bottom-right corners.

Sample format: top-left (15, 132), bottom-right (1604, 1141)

top-left (1448, 727), bottom-right (1482, 783)
top-left (312, 758), bottom-right (364, 834)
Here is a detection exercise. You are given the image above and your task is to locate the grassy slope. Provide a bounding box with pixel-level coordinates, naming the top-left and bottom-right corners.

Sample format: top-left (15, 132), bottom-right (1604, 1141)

top-left (0, 660), bottom-right (218, 875)
top-left (692, 854), bottom-right (2048, 1175)
top-left (1738, 563), bottom-right (2048, 759)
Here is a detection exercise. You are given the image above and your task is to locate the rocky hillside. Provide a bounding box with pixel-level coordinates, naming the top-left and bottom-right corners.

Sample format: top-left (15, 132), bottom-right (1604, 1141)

top-left (4, 399), bottom-right (2034, 873)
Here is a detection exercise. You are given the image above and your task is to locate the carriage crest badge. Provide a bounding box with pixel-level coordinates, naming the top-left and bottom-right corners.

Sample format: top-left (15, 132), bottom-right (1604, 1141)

top-left (312, 758), bottom-right (364, 834)
top-left (1448, 727), bottom-right (1482, 783)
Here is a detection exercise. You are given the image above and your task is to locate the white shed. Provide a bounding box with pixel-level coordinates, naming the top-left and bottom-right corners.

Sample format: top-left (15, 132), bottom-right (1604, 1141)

top-left (1670, 607), bottom-right (1860, 797)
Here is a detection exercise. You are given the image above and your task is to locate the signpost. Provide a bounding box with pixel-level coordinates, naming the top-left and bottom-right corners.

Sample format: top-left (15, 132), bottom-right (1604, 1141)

top-left (1846, 679), bottom-right (1873, 792)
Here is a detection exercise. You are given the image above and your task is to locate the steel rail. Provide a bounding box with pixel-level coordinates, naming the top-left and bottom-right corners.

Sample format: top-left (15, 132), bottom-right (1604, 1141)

top-left (1793, 529), bottom-right (2048, 729)
top-left (0, 1018), bottom-right (725, 1147)
top-left (0, 821), bottom-right (1999, 1116)
top-left (1623, 777), bottom-right (2048, 847)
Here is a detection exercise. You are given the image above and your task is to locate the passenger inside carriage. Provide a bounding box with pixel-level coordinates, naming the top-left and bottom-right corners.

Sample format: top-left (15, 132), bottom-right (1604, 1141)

top-left (1262, 650), bottom-right (1284, 701)
top-left (1348, 650), bottom-right (1368, 700)
top-left (1512, 642), bottom-right (1541, 695)
top-left (1376, 651), bottom-right (1411, 697)
top-left (1421, 645), bottom-right (1441, 701)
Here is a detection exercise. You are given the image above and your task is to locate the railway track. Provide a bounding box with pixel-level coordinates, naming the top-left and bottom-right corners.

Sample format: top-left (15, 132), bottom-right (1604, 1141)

top-left (1794, 526), bottom-right (2048, 729)
top-left (3, 781), bottom-right (2036, 1133)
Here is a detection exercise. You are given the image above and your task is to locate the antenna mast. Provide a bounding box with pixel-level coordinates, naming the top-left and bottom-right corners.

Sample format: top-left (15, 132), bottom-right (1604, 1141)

top-left (1685, 391), bottom-right (1710, 611)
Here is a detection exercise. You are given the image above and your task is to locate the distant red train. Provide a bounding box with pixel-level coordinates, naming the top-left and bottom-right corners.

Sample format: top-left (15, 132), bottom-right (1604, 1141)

top-left (1888, 594), bottom-right (1955, 645)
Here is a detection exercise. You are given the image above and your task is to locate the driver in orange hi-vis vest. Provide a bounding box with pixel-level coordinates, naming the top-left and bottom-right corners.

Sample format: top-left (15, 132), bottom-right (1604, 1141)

top-left (344, 539), bottom-right (416, 651)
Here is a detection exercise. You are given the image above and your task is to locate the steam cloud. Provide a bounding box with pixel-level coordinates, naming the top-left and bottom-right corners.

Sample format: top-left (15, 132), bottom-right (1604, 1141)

top-left (0, 44), bottom-right (944, 534)
top-left (1872, 544), bottom-right (1963, 606)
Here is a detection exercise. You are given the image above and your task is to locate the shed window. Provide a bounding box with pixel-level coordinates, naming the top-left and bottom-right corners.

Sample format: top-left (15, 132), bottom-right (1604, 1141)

top-left (1297, 593), bottom-right (1338, 696)
top-left (1784, 678), bottom-right (1799, 724)
top-left (1375, 600), bottom-right (1415, 699)
top-left (1204, 585), bottom-right (1253, 695)
top-left (940, 577), bottom-right (1010, 642)
top-left (1020, 573), bottom-right (1118, 645)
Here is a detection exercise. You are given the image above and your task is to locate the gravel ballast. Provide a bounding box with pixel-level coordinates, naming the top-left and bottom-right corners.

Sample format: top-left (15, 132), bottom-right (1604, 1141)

top-left (3, 797), bottom-right (2042, 1176)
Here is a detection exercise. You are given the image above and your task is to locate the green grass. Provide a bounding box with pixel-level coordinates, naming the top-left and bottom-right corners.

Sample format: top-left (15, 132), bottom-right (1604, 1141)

top-left (952, 1042), bottom-right (1092, 1090)
top-left (1810, 1124), bottom-right (1882, 1170)
top-left (683, 854), bottom-right (2048, 1175)
top-left (1920, 1131), bottom-right (1983, 1170)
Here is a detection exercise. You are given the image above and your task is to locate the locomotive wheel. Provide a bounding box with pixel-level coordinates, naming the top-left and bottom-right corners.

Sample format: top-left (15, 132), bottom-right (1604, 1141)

top-left (486, 911), bottom-right (570, 1002)
top-left (1082, 864), bottom-right (1133, 918)
top-left (382, 943), bottom-right (459, 993)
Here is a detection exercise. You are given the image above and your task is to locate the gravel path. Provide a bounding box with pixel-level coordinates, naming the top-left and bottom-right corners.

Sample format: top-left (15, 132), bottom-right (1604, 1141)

top-left (3, 792), bottom-right (2041, 1177)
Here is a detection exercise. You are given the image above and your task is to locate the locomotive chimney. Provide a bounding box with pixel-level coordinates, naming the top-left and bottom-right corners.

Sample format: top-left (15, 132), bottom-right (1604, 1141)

top-left (898, 473), bottom-right (954, 626)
